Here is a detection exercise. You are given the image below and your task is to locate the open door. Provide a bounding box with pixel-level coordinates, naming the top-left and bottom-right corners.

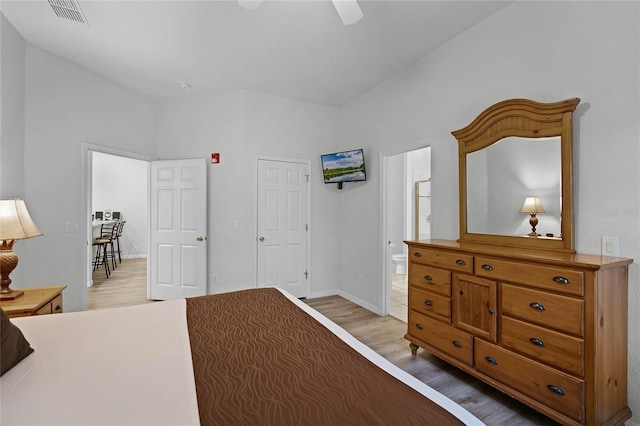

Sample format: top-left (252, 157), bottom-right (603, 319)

top-left (149, 159), bottom-right (207, 300)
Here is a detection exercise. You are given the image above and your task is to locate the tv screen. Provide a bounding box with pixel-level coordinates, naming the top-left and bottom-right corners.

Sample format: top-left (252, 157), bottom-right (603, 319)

top-left (321, 149), bottom-right (366, 184)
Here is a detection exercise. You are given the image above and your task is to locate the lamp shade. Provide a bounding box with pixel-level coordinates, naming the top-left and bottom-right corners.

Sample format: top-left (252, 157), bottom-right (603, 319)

top-left (0, 199), bottom-right (42, 240)
top-left (519, 197), bottom-right (545, 214)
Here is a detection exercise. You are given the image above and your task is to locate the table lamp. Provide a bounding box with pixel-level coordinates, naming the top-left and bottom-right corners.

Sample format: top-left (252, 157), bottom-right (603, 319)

top-left (0, 199), bottom-right (42, 300)
top-left (520, 196), bottom-right (545, 237)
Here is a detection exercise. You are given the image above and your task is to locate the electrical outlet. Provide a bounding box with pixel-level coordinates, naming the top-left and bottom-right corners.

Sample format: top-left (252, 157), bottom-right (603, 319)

top-left (233, 220), bottom-right (240, 231)
top-left (358, 275), bottom-right (364, 285)
top-left (601, 236), bottom-right (620, 257)
top-left (211, 273), bottom-right (218, 284)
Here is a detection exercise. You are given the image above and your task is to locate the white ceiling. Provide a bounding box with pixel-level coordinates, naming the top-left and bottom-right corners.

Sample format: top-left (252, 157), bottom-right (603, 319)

top-left (1, 0), bottom-right (511, 106)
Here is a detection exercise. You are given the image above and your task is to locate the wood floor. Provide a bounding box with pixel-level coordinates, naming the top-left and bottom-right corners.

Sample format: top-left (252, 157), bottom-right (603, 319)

top-left (88, 259), bottom-right (559, 425)
top-left (88, 258), bottom-right (153, 310)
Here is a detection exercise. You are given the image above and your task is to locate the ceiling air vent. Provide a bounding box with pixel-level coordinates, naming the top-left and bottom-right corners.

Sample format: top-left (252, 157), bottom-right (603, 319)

top-left (48, 0), bottom-right (88, 24)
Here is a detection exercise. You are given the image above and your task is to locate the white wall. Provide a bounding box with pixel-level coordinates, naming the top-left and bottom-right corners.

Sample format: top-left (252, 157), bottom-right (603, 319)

top-left (157, 90), bottom-right (341, 297)
top-left (92, 152), bottom-right (148, 258)
top-left (337, 1), bottom-right (639, 422)
top-left (0, 14), bottom-right (26, 286)
top-left (19, 44), bottom-right (158, 312)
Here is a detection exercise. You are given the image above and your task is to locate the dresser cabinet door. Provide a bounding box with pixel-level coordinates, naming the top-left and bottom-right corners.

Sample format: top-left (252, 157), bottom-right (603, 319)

top-left (453, 274), bottom-right (497, 342)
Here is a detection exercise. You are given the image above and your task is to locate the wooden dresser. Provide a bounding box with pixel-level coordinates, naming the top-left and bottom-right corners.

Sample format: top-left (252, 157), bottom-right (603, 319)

top-left (405, 240), bottom-right (632, 426)
top-left (0, 285), bottom-right (67, 318)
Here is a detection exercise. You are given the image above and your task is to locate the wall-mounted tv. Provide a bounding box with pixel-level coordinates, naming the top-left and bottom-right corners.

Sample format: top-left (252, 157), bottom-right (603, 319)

top-left (321, 149), bottom-right (366, 187)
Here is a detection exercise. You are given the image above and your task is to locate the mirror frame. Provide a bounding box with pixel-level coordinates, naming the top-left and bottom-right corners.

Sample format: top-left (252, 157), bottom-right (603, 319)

top-left (452, 98), bottom-right (580, 253)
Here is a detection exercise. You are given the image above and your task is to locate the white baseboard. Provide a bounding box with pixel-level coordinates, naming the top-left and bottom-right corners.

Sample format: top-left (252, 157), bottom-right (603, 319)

top-left (337, 290), bottom-right (381, 315)
top-left (122, 254), bottom-right (147, 259)
top-left (307, 288), bottom-right (381, 316)
top-left (308, 288), bottom-right (339, 299)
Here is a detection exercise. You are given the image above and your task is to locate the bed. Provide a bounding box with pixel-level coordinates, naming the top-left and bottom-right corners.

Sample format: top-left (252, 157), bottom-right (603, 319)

top-left (1, 287), bottom-right (484, 425)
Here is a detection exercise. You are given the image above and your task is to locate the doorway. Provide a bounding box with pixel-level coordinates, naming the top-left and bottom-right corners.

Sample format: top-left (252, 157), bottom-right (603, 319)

top-left (82, 144), bottom-right (152, 310)
top-left (380, 143), bottom-right (431, 321)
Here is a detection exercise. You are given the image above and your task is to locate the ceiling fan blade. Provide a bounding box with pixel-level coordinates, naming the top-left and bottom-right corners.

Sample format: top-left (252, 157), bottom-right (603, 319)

top-left (238, 0), bottom-right (264, 10)
top-left (332, 0), bottom-right (363, 26)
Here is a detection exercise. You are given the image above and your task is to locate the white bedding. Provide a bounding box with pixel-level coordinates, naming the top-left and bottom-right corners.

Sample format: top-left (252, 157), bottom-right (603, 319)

top-left (1, 289), bottom-right (484, 425)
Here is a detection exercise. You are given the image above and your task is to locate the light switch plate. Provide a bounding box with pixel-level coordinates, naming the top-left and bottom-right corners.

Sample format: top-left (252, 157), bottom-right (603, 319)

top-left (601, 236), bottom-right (619, 257)
top-left (65, 220), bottom-right (79, 233)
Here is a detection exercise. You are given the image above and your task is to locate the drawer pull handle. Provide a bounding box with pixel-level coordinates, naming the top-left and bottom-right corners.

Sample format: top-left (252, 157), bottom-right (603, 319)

top-left (424, 275), bottom-right (433, 281)
top-left (552, 276), bottom-right (570, 285)
top-left (413, 252), bottom-right (422, 258)
top-left (529, 302), bottom-right (545, 311)
top-left (488, 308), bottom-right (495, 315)
top-left (529, 337), bottom-right (545, 347)
top-left (416, 323), bottom-right (424, 330)
top-left (452, 341), bottom-right (462, 348)
top-left (424, 300), bottom-right (433, 307)
top-left (481, 264), bottom-right (494, 271)
top-left (55, 305), bottom-right (61, 311)
top-left (455, 259), bottom-right (466, 266)
top-left (484, 356), bottom-right (498, 365)
top-left (547, 384), bottom-right (565, 396)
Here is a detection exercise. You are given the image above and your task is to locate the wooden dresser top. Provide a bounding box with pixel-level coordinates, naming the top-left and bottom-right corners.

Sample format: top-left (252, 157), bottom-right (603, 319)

top-left (404, 239), bottom-right (633, 270)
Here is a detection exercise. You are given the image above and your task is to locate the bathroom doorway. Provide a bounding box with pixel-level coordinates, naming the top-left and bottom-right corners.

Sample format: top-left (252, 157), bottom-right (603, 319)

top-left (381, 144), bottom-right (431, 322)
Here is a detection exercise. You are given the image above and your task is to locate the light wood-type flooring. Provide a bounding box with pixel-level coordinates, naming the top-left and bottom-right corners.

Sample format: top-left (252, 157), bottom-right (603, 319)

top-left (88, 258), bottom-right (153, 310)
top-left (88, 259), bottom-right (559, 425)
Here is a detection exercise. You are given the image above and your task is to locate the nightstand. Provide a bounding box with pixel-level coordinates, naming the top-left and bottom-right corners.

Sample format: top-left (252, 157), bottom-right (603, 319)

top-left (0, 285), bottom-right (67, 318)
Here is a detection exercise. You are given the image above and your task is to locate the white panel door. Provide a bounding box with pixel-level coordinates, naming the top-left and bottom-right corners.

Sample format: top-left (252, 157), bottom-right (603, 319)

top-left (150, 159), bottom-right (207, 300)
top-left (257, 159), bottom-right (309, 298)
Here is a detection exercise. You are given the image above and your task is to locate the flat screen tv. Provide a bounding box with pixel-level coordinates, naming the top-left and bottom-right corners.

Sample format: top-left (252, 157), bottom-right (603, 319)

top-left (321, 149), bottom-right (366, 186)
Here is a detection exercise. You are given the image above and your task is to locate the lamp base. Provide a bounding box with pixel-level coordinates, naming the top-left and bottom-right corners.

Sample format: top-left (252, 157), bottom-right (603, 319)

top-left (0, 289), bottom-right (24, 300)
top-left (1, 240), bottom-right (23, 300)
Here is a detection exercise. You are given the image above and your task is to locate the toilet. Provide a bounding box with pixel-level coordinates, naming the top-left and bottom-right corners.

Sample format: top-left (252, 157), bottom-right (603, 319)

top-left (391, 253), bottom-right (407, 275)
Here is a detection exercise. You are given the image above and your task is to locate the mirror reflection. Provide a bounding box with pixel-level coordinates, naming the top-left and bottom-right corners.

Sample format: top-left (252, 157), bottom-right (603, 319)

top-left (466, 136), bottom-right (561, 238)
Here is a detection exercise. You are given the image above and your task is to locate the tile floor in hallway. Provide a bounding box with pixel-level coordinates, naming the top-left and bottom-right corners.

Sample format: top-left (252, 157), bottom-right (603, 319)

top-left (389, 271), bottom-right (408, 322)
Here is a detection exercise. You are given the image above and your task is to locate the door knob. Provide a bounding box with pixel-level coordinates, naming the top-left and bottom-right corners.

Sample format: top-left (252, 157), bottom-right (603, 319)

top-left (197, 236), bottom-right (207, 242)
top-left (259, 236), bottom-right (265, 241)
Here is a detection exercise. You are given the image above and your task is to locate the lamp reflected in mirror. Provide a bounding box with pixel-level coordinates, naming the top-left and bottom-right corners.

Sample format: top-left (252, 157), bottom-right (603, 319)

top-left (520, 196), bottom-right (545, 237)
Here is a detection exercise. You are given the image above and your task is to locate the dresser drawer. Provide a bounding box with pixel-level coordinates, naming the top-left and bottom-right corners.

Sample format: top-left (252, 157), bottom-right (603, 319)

top-left (501, 316), bottom-right (584, 376)
top-left (408, 311), bottom-right (473, 366)
top-left (36, 302), bottom-right (52, 315)
top-left (475, 339), bottom-right (584, 422)
top-left (408, 247), bottom-right (473, 273)
top-left (475, 256), bottom-right (583, 296)
top-left (35, 294), bottom-right (63, 316)
top-left (409, 287), bottom-right (451, 322)
top-left (409, 264), bottom-right (451, 296)
top-left (50, 294), bottom-right (63, 314)
top-left (501, 283), bottom-right (584, 336)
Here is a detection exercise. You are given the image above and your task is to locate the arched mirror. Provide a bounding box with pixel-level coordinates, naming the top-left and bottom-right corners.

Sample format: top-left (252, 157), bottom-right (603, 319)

top-left (452, 98), bottom-right (580, 253)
